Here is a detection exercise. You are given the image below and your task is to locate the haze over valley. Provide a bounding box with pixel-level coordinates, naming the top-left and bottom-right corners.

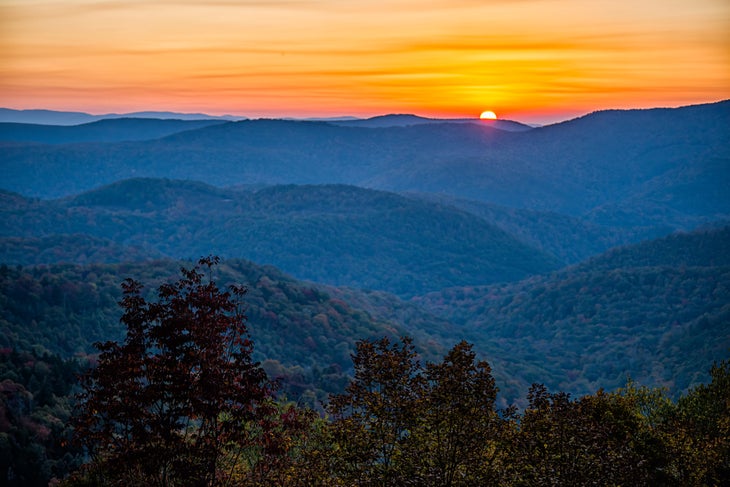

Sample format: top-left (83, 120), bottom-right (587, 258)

top-left (1, 99), bottom-right (729, 485)
top-left (2, 100), bottom-right (728, 405)
top-left (3, 0), bottom-right (730, 481)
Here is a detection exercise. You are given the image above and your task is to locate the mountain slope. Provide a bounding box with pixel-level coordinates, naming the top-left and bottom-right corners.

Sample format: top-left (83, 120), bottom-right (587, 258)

top-left (2, 101), bottom-right (727, 233)
top-left (0, 119), bottom-right (502, 198)
top-left (0, 234), bottom-right (166, 264)
top-left (331, 113), bottom-right (532, 131)
top-left (0, 180), bottom-right (560, 296)
top-left (573, 225), bottom-right (730, 271)
top-left (0, 107), bottom-right (242, 125)
top-left (0, 118), bottom-right (226, 144)
top-left (0, 258), bottom-right (453, 404)
top-left (413, 226), bottom-right (730, 402)
top-left (408, 192), bottom-right (676, 264)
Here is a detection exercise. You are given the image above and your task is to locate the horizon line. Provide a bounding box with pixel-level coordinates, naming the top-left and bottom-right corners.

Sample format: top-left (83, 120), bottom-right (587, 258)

top-left (1, 98), bottom-right (728, 127)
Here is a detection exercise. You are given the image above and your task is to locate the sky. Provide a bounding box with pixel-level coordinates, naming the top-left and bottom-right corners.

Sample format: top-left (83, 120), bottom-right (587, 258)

top-left (1, 0), bottom-right (728, 124)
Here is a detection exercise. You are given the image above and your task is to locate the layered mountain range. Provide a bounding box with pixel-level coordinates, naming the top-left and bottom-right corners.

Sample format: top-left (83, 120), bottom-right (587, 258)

top-left (1, 100), bottom-right (728, 405)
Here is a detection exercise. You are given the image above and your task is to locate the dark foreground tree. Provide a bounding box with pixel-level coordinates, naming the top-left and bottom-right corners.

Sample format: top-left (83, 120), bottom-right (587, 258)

top-left (668, 359), bottom-right (730, 486)
top-left (72, 257), bottom-right (275, 486)
top-left (327, 337), bottom-right (508, 486)
top-left (410, 341), bottom-right (507, 486)
top-left (327, 336), bottom-right (424, 486)
top-left (513, 383), bottom-right (680, 486)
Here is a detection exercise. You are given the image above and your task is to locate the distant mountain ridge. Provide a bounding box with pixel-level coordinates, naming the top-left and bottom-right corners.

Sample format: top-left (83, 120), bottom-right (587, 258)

top-left (0, 118), bottom-right (227, 144)
top-left (0, 107), bottom-right (244, 125)
top-left (330, 113), bottom-right (533, 131)
top-left (0, 107), bottom-right (531, 130)
top-left (2, 100), bottom-right (727, 236)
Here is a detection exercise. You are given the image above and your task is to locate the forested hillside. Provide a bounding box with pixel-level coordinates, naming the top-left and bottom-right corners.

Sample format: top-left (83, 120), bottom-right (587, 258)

top-left (3, 227), bottom-right (728, 406)
top-left (415, 226), bottom-right (730, 401)
top-left (0, 259), bottom-right (453, 403)
top-left (0, 118), bottom-right (225, 144)
top-left (2, 101), bottom-right (728, 234)
top-left (410, 192), bottom-right (675, 264)
top-left (0, 181), bottom-right (560, 296)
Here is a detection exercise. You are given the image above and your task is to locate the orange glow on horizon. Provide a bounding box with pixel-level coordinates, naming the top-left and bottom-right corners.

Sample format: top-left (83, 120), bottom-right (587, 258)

top-left (1, 0), bottom-right (728, 124)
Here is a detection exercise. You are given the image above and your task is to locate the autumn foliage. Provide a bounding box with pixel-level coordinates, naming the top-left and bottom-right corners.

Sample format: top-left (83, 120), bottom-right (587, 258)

top-left (72, 257), bottom-right (277, 485)
top-left (64, 258), bottom-right (729, 486)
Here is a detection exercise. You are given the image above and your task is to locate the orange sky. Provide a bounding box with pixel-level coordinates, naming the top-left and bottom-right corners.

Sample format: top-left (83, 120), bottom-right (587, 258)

top-left (1, 0), bottom-right (728, 123)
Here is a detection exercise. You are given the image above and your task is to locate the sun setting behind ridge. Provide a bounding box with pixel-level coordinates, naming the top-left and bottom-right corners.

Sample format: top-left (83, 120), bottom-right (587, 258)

top-left (1, 0), bottom-right (728, 122)
top-left (480, 111), bottom-right (497, 120)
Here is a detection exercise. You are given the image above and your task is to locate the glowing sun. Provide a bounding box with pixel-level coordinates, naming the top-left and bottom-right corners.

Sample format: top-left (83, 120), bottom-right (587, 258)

top-left (480, 110), bottom-right (497, 120)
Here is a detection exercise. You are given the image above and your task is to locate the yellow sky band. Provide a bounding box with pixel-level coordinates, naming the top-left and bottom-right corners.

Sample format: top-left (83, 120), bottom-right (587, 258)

top-left (1, 0), bottom-right (728, 123)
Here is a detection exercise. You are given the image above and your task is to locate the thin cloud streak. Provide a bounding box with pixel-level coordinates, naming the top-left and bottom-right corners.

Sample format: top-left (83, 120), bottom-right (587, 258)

top-left (1, 0), bottom-right (728, 122)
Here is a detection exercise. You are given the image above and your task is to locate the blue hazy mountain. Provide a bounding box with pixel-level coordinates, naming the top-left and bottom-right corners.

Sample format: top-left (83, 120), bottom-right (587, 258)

top-left (0, 108), bottom-right (100, 126)
top-left (407, 192), bottom-right (678, 264)
top-left (0, 118), bottom-right (226, 144)
top-left (0, 107), bottom-right (244, 125)
top-left (2, 100), bottom-right (727, 236)
top-left (0, 180), bottom-right (560, 297)
top-left (330, 113), bottom-right (533, 131)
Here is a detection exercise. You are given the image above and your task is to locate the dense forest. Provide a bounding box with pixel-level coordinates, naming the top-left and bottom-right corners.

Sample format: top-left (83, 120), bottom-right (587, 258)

top-left (2, 259), bottom-right (728, 486)
top-left (2, 226), bottom-right (728, 407)
top-left (0, 181), bottom-right (560, 297)
top-left (1, 101), bottom-right (728, 484)
top-left (414, 226), bottom-right (730, 401)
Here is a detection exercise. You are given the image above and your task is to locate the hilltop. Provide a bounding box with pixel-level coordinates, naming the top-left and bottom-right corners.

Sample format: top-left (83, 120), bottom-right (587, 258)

top-left (0, 180), bottom-right (560, 297)
top-left (414, 226), bottom-right (730, 401)
top-left (2, 100), bottom-right (727, 235)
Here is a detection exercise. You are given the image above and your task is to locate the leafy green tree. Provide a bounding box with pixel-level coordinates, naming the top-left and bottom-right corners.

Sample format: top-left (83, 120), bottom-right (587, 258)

top-left (514, 385), bottom-right (580, 486)
top-left (326, 336), bottom-right (424, 486)
top-left (577, 390), bottom-right (663, 485)
top-left (514, 385), bottom-right (663, 486)
top-left (615, 380), bottom-right (678, 485)
top-left (618, 362), bottom-right (730, 486)
top-left (409, 340), bottom-right (506, 486)
top-left (667, 359), bottom-right (730, 486)
top-left (73, 257), bottom-right (275, 486)
top-left (327, 338), bottom-right (509, 487)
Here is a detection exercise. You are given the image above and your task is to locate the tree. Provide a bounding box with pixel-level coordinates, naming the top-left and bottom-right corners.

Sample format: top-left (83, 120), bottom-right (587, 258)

top-left (668, 359), bottom-right (730, 486)
top-left (513, 385), bottom-right (574, 486)
top-left (326, 338), bottom-right (507, 487)
top-left (326, 336), bottom-right (424, 486)
top-left (73, 257), bottom-right (275, 486)
top-left (514, 384), bottom-right (668, 486)
top-left (410, 341), bottom-right (506, 486)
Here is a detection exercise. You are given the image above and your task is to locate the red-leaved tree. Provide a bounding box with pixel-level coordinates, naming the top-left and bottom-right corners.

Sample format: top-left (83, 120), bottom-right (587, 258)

top-left (73, 257), bottom-right (275, 486)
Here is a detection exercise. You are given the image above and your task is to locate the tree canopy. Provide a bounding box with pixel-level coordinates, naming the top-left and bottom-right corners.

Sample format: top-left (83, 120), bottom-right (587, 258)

top-left (1, 257), bottom-right (725, 486)
top-left (73, 257), bottom-right (275, 485)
